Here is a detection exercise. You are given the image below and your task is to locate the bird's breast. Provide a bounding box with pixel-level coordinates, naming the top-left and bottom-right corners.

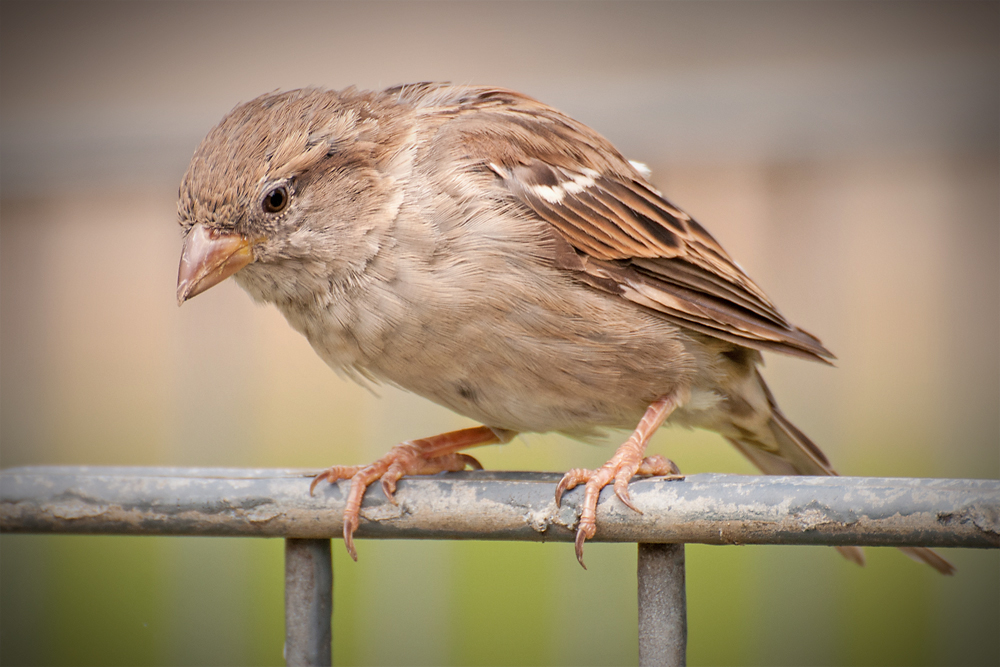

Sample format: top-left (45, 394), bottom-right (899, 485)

top-left (288, 251), bottom-right (701, 435)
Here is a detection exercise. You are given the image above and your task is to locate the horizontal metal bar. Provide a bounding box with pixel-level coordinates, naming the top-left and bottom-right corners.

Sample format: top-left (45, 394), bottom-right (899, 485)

top-left (1, 466), bottom-right (997, 548)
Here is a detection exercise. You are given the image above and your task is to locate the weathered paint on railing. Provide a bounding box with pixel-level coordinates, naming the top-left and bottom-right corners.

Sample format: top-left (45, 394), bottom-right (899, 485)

top-left (2, 466), bottom-right (997, 667)
top-left (1, 466), bottom-right (997, 548)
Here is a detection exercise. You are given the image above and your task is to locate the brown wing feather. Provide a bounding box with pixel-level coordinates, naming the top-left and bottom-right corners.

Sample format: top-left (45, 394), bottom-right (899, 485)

top-left (509, 163), bottom-right (833, 361)
top-left (406, 84), bottom-right (834, 361)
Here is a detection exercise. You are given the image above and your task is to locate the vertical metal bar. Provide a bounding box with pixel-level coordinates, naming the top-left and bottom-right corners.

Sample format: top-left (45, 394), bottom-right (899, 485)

top-left (285, 538), bottom-right (333, 667)
top-left (637, 542), bottom-right (687, 667)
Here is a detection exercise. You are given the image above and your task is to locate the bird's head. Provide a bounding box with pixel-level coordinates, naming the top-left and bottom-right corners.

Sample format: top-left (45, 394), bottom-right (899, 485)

top-left (176, 87), bottom-right (409, 306)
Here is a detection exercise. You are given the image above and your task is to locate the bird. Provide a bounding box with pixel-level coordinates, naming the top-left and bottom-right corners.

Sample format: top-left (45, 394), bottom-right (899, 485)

top-left (176, 82), bottom-right (953, 574)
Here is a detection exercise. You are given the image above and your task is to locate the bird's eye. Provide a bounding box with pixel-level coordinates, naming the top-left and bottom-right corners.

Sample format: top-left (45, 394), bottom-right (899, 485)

top-left (262, 185), bottom-right (290, 214)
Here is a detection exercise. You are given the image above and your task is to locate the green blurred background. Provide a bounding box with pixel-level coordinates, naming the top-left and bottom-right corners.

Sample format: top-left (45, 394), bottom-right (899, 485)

top-left (1, 1), bottom-right (997, 665)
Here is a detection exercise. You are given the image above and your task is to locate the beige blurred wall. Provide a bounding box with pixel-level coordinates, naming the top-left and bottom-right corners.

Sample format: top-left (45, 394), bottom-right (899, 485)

top-left (1, 2), bottom-right (997, 666)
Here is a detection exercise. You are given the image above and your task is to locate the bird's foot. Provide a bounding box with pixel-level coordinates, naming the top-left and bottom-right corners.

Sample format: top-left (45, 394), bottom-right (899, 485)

top-left (554, 394), bottom-right (682, 568)
top-left (555, 453), bottom-right (681, 568)
top-left (309, 426), bottom-right (505, 560)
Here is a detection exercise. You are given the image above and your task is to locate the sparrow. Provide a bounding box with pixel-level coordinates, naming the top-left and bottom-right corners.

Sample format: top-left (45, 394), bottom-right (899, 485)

top-left (176, 83), bottom-right (953, 574)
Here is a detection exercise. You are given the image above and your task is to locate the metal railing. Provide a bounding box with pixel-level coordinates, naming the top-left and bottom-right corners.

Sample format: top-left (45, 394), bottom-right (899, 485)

top-left (2, 466), bottom-right (998, 666)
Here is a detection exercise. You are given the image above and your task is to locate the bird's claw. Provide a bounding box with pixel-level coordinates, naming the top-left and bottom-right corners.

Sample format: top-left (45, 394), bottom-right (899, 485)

top-left (554, 467), bottom-right (587, 508)
top-left (614, 481), bottom-right (640, 514)
top-left (311, 441), bottom-right (486, 560)
top-left (574, 521), bottom-right (596, 568)
top-left (556, 455), bottom-right (682, 569)
top-left (343, 514), bottom-right (360, 561)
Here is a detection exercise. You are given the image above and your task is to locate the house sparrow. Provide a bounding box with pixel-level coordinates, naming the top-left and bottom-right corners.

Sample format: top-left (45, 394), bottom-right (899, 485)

top-left (176, 83), bottom-right (953, 574)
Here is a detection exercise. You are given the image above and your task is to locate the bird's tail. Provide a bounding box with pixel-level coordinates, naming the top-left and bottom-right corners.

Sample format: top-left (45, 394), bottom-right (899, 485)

top-left (725, 374), bottom-right (955, 575)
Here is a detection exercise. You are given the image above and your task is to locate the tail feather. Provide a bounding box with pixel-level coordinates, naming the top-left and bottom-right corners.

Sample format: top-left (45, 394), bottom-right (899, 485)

top-left (724, 378), bottom-right (954, 574)
top-left (898, 547), bottom-right (956, 575)
top-left (835, 545), bottom-right (867, 567)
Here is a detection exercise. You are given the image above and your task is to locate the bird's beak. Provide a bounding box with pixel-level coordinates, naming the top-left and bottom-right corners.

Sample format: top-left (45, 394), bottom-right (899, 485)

top-left (176, 224), bottom-right (255, 305)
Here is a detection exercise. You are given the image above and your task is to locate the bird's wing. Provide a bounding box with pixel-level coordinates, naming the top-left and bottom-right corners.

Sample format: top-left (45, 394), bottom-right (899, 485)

top-left (421, 85), bottom-right (833, 362)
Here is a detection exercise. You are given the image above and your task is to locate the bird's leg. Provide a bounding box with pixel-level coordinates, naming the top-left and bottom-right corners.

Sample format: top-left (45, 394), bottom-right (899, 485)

top-left (310, 425), bottom-right (512, 560)
top-left (555, 393), bottom-right (683, 568)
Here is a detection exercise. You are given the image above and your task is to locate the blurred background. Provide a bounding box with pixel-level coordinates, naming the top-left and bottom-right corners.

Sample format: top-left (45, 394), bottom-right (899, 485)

top-left (1, 1), bottom-right (997, 665)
